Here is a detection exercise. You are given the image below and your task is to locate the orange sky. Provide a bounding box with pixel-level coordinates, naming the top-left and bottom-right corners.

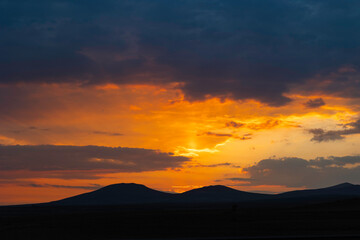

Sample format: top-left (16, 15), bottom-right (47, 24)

top-left (3, 0), bottom-right (360, 205)
top-left (1, 83), bottom-right (360, 205)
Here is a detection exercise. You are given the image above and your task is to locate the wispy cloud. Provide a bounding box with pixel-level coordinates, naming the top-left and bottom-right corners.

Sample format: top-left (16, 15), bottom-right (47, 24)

top-left (200, 131), bottom-right (252, 140)
top-left (92, 131), bottom-right (123, 136)
top-left (227, 156), bottom-right (360, 188)
top-left (308, 119), bottom-right (360, 142)
top-left (225, 119), bottom-right (300, 131)
top-left (188, 162), bottom-right (242, 169)
top-left (20, 183), bottom-right (103, 190)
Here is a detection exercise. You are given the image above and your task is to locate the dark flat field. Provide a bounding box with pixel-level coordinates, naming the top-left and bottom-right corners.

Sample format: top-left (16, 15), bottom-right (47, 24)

top-left (1, 198), bottom-right (360, 240)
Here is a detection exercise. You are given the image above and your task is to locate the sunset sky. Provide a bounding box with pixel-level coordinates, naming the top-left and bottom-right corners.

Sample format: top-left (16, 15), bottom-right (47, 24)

top-left (2, 0), bottom-right (360, 205)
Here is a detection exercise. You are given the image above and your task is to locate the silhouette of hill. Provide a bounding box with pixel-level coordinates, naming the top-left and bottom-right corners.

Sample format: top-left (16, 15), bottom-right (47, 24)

top-left (277, 182), bottom-right (360, 199)
top-left (49, 182), bottom-right (360, 206)
top-left (3, 182), bottom-right (360, 239)
top-left (51, 183), bottom-right (174, 205)
top-left (178, 185), bottom-right (270, 202)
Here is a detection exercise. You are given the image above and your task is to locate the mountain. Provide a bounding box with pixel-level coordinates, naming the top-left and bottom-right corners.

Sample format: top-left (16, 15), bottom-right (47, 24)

top-left (277, 182), bottom-right (360, 199)
top-left (51, 183), bottom-right (174, 205)
top-left (51, 184), bottom-right (271, 206)
top-left (178, 185), bottom-right (270, 203)
top-left (49, 182), bottom-right (360, 206)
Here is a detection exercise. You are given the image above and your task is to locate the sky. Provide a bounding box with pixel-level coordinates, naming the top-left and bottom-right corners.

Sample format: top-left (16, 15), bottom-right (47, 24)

top-left (1, 0), bottom-right (360, 205)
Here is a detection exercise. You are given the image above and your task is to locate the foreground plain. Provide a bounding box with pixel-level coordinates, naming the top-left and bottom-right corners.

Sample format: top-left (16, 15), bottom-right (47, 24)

top-left (1, 198), bottom-right (360, 239)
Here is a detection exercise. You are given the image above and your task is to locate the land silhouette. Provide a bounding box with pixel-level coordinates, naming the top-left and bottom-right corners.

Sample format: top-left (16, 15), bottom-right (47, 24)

top-left (1, 182), bottom-right (360, 239)
top-left (49, 182), bottom-right (360, 206)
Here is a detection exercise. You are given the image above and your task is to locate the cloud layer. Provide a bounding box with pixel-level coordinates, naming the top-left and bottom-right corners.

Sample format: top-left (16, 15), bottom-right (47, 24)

top-left (309, 119), bottom-right (360, 142)
top-left (21, 183), bottom-right (102, 190)
top-left (2, 1), bottom-right (360, 105)
top-left (231, 156), bottom-right (360, 188)
top-left (0, 145), bottom-right (189, 179)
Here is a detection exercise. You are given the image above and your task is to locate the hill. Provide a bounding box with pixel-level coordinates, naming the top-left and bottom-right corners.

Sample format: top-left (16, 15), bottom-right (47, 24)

top-left (49, 182), bottom-right (360, 206)
top-left (51, 183), bottom-right (174, 205)
top-left (178, 185), bottom-right (270, 202)
top-left (277, 182), bottom-right (360, 199)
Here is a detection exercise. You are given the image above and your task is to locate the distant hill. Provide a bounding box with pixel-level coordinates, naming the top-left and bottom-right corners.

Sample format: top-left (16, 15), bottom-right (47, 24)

top-left (49, 182), bottom-right (360, 206)
top-left (277, 182), bottom-right (360, 199)
top-left (51, 183), bottom-right (174, 205)
top-left (178, 185), bottom-right (270, 202)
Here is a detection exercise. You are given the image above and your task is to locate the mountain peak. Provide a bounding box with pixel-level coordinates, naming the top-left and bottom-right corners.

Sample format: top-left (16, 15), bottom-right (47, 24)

top-left (179, 184), bottom-right (268, 203)
top-left (183, 185), bottom-right (240, 194)
top-left (96, 183), bottom-right (152, 192)
top-left (101, 183), bottom-right (148, 189)
top-left (53, 182), bottom-right (172, 206)
top-left (327, 182), bottom-right (355, 189)
top-left (197, 185), bottom-right (234, 190)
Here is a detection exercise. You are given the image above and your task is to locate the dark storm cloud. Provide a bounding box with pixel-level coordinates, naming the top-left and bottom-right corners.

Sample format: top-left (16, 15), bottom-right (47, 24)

top-left (308, 119), bottom-right (360, 142)
top-left (304, 98), bottom-right (326, 108)
top-left (2, 1), bottom-right (360, 105)
top-left (0, 145), bottom-right (189, 178)
top-left (229, 156), bottom-right (360, 188)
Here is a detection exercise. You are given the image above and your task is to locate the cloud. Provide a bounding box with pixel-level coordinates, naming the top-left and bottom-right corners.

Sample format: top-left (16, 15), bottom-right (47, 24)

top-left (200, 131), bottom-right (252, 140)
top-left (225, 119), bottom-right (298, 131)
top-left (246, 120), bottom-right (282, 131)
top-left (202, 132), bottom-right (233, 138)
top-left (225, 121), bottom-right (245, 128)
top-left (0, 170), bottom-right (108, 180)
top-left (1, 1), bottom-right (360, 105)
top-left (303, 98), bottom-right (326, 108)
top-left (9, 126), bottom-right (50, 134)
top-left (296, 67), bottom-right (360, 100)
top-left (308, 128), bottom-right (345, 142)
top-left (229, 156), bottom-right (360, 188)
top-left (189, 162), bottom-right (242, 168)
top-left (226, 177), bottom-right (255, 181)
top-left (20, 183), bottom-right (102, 190)
top-left (0, 179), bottom-right (103, 190)
top-left (308, 119), bottom-right (360, 142)
top-left (92, 131), bottom-right (123, 136)
top-left (0, 145), bottom-right (189, 179)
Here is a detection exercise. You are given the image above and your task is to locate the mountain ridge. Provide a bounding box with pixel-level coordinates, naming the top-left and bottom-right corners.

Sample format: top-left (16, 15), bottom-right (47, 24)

top-left (47, 182), bottom-right (360, 206)
top-left (277, 182), bottom-right (360, 199)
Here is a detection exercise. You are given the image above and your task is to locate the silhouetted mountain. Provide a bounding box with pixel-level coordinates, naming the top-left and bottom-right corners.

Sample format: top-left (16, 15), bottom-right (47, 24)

top-left (179, 185), bottom-right (270, 202)
top-left (49, 182), bottom-right (360, 206)
top-left (277, 182), bottom-right (360, 199)
top-left (52, 183), bottom-right (174, 205)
